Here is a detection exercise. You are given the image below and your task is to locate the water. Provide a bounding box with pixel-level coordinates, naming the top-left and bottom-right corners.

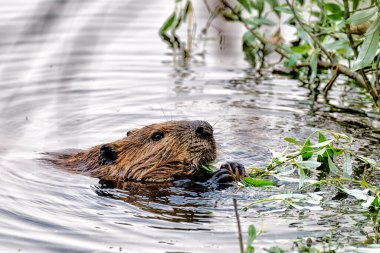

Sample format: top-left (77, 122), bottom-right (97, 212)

top-left (0, 1), bottom-right (379, 252)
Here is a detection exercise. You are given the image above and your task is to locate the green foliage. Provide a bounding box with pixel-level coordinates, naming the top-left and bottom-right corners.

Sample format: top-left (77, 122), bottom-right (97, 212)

top-left (242, 177), bottom-right (274, 187)
top-left (244, 225), bottom-right (257, 253)
top-left (222, 0), bottom-right (380, 110)
top-left (159, 0), bottom-right (194, 55)
top-left (242, 129), bottom-right (379, 213)
top-left (346, 6), bottom-right (377, 25)
top-left (159, 0), bottom-right (193, 36)
top-left (352, 15), bottom-right (380, 70)
top-left (160, 12), bottom-right (176, 35)
top-left (201, 164), bottom-right (217, 174)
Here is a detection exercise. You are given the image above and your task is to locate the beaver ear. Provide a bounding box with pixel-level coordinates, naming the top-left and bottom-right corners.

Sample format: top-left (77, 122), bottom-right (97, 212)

top-left (99, 144), bottom-right (118, 165)
top-left (126, 130), bottom-right (135, 136)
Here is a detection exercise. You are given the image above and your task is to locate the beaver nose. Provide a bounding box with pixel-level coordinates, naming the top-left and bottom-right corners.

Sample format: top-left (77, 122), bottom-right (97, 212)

top-left (193, 121), bottom-right (213, 139)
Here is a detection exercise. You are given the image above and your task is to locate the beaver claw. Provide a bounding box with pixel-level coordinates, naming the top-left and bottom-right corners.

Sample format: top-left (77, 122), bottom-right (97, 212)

top-left (209, 162), bottom-right (246, 185)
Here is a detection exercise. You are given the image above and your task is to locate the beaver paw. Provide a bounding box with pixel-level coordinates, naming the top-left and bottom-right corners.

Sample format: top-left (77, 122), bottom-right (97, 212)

top-left (210, 162), bottom-right (246, 185)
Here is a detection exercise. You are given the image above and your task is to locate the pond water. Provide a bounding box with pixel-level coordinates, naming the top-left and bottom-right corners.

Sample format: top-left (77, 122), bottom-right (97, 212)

top-left (1, 1), bottom-right (380, 252)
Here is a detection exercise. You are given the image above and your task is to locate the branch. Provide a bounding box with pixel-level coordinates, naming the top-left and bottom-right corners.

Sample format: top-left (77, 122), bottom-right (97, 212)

top-left (323, 69), bottom-right (340, 93)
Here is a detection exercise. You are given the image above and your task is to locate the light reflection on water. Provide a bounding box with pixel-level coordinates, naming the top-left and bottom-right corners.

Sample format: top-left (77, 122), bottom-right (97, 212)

top-left (0, 0), bottom-right (379, 252)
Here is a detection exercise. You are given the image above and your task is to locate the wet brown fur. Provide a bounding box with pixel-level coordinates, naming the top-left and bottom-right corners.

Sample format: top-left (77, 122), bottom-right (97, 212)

top-left (49, 121), bottom-right (217, 182)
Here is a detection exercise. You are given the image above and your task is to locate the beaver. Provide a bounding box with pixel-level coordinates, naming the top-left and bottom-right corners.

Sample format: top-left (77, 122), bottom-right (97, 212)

top-left (49, 120), bottom-right (246, 186)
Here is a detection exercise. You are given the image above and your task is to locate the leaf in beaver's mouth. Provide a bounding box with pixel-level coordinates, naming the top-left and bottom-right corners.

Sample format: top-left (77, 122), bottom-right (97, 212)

top-left (201, 164), bottom-right (218, 174)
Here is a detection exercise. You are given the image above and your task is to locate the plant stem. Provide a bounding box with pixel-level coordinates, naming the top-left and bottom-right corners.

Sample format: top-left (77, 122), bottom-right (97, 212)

top-left (267, 152), bottom-right (302, 171)
top-left (233, 198), bottom-right (244, 253)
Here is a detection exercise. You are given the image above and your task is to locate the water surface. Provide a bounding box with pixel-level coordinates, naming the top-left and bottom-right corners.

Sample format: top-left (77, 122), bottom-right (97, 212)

top-left (0, 1), bottom-right (379, 252)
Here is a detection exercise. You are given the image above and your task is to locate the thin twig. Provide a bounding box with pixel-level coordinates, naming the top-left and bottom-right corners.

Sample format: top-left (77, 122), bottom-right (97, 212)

top-left (267, 152), bottom-right (302, 171)
top-left (376, 55), bottom-right (380, 92)
top-left (323, 69), bottom-right (340, 93)
top-left (233, 198), bottom-right (244, 253)
top-left (285, 0), bottom-right (334, 63)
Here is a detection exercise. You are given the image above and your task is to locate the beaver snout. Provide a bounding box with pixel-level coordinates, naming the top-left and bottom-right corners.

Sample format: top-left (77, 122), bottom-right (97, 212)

top-left (192, 121), bottom-right (213, 139)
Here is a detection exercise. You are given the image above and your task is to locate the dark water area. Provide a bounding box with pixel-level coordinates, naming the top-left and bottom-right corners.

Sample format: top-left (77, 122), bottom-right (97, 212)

top-left (0, 1), bottom-right (379, 252)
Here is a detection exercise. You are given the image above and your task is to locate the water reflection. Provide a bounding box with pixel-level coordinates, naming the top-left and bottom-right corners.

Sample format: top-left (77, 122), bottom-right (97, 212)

top-left (93, 179), bottom-right (215, 224)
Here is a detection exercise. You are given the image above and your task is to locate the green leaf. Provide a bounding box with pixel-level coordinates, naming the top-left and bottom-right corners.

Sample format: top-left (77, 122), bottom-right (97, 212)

top-left (325, 3), bottom-right (341, 13)
top-left (343, 152), bottom-right (352, 177)
top-left (256, 0), bottom-right (265, 16)
top-left (160, 12), bottom-right (176, 35)
top-left (238, 0), bottom-right (252, 13)
top-left (284, 55), bottom-right (298, 67)
top-left (244, 225), bottom-right (256, 253)
top-left (371, 196), bottom-right (380, 209)
top-left (346, 6), bottom-right (377, 25)
top-left (316, 147), bottom-right (326, 156)
top-left (298, 29), bottom-right (314, 48)
top-left (327, 155), bottom-right (340, 175)
top-left (264, 246), bottom-right (285, 253)
top-left (352, 16), bottom-right (380, 71)
top-left (291, 44), bottom-right (311, 54)
top-left (325, 3), bottom-right (343, 21)
top-left (309, 49), bottom-right (319, 83)
top-left (301, 139), bottom-right (313, 160)
top-left (243, 31), bottom-right (256, 44)
top-left (274, 4), bottom-right (292, 14)
top-left (318, 132), bottom-right (326, 143)
top-left (265, 0), bottom-right (280, 17)
top-left (352, 0), bottom-right (359, 11)
top-left (243, 177), bottom-right (275, 187)
top-left (284, 137), bottom-right (301, 146)
top-left (324, 39), bottom-right (349, 51)
top-left (245, 246), bottom-right (254, 253)
top-left (310, 139), bottom-right (334, 148)
top-left (295, 160), bottom-right (322, 169)
top-left (298, 167), bottom-right (305, 188)
top-left (201, 164), bottom-right (218, 174)
top-left (244, 17), bottom-right (276, 27)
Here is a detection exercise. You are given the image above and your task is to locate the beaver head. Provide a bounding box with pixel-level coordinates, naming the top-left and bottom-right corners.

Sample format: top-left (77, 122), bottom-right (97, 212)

top-left (53, 120), bottom-right (217, 182)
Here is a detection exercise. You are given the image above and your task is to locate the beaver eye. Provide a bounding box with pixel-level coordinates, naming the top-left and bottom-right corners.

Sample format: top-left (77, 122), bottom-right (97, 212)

top-left (151, 132), bottom-right (164, 141)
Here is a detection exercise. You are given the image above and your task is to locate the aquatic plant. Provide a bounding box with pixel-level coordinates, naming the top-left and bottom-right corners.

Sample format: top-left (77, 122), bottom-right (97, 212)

top-left (221, 0), bottom-right (380, 111)
top-left (161, 0), bottom-right (380, 112)
top-left (239, 129), bottom-right (380, 250)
